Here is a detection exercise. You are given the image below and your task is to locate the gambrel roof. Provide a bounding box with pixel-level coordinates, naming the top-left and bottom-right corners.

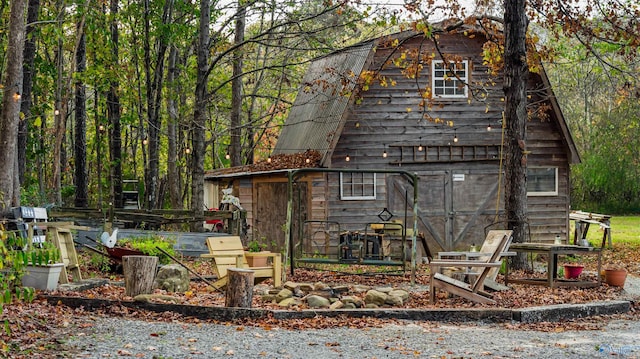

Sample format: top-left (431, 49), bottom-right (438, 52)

top-left (273, 30), bottom-right (580, 166)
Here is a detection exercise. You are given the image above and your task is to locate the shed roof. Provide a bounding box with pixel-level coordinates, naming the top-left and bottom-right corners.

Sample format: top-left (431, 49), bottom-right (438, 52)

top-left (272, 41), bottom-right (374, 166)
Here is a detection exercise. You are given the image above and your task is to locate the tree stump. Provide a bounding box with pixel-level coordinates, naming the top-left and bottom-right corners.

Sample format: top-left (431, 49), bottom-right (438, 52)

top-left (225, 268), bottom-right (255, 308)
top-left (123, 255), bottom-right (158, 297)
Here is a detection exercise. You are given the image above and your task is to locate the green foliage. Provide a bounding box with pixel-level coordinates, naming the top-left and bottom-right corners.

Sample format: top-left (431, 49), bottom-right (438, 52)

top-left (88, 253), bottom-right (112, 273)
top-left (0, 228), bottom-right (44, 304)
top-left (247, 238), bottom-right (267, 252)
top-left (119, 235), bottom-right (176, 264)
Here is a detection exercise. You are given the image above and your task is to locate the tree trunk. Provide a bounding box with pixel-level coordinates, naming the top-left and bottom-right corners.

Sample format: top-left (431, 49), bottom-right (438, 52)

top-left (74, 24), bottom-right (88, 208)
top-left (18, 0), bottom-right (40, 185)
top-left (167, 45), bottom-right (182, 209)
top-left (143, 0), bottom-right (172, 210)
top-left (123, 255), bottom-right (158, 296)
top-left (108, 0), bottom-right (123, 209)
top-left (225, 268), bottom-right (254, 308)
top-left (0, 0), bottom-right (27, 212)
top-left (190, 0), bottom-right (210, 231)
top-left (503, 0), bottom-right (529, 269)
top-left (229, 1), bottom-right (245, 167)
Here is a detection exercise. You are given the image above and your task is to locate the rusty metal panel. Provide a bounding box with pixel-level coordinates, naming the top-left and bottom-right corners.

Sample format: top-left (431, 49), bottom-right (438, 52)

top-left (273, 43), bottom-right (373, 165)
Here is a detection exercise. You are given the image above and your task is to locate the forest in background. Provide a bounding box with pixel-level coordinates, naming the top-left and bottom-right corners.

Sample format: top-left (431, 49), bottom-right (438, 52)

top-left (0, 0), bottom-right (638, 216)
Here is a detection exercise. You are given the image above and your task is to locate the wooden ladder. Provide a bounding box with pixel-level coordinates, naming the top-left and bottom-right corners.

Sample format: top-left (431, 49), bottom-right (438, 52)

top-left (48, 227), bottom-right (83, 283)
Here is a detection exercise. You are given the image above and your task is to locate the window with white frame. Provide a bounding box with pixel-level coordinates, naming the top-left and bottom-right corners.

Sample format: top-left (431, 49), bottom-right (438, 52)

top-left (527, 167), bottom-right (558, 196)
top-left (340, 172), bottom-right (376, 200)
top-left (432, 60), bottom-right (468, 98)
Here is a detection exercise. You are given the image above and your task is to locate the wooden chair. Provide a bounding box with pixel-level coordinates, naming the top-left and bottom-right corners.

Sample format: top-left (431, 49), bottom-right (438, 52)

top-left (429, 230), bottom-right (513, 304)
top-left (200, 236), bottom-right (282, 290)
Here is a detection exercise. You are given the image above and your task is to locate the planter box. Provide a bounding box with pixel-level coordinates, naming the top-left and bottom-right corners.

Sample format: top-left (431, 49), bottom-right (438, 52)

top-left (21, 263), bottom-right (64, 291)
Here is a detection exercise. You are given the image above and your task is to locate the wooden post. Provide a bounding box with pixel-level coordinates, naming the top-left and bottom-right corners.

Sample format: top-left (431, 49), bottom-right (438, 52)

top-left (123, 255), bottom-right (158, 297)
top-left (225, 268), bottom-right (254, 308)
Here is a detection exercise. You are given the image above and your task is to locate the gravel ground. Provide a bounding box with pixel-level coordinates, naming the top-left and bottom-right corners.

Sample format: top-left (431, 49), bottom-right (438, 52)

top-left (67, 316), bottom-right (640, 358)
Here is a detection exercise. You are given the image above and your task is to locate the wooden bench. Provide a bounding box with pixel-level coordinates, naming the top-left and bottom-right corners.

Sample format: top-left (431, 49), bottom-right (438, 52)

top-left (200, 236), bottom-right (281, 290)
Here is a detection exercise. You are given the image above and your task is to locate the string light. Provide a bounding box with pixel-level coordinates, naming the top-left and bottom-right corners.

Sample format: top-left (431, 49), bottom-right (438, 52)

top-left (305, 157), bottom-right (310, 164)
top-left (225, 151), bottom-right (230, 160)
top-left (267, 156), bottom-right (272, 163)
top-left (418, 137), bottom-right (423, 152)
top-left (13, 92), bottom-right (21, 101)
top-left (345, 154), bottom-right (350, 162)
top-left (98, 125), bottom-right (105, 132)
top-left (54, 109), bottom-right (60, 116)
top-left (487, 123), bottom-right (492, 131)
top-left (142, 138), bottom-right (148, 145)
top-left (382, 146), bottom-right (388, 158)
top-left (453, 129), bottom-right (458, 143)
top-left (185, 148), bottom-right (191, 154)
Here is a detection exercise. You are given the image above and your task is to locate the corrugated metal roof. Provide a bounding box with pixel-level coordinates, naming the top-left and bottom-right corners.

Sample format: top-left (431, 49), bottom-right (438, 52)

top-left (272, 42), bottom-right (374, 166)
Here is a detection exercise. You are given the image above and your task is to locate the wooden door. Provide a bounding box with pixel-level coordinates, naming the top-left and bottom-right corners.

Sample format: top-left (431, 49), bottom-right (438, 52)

top-left (254, 181), bottom-right (308, 251)
top-left (388, 170), bottom-right (502, 252)
top-left (449, 171), bottom-right (504, 250)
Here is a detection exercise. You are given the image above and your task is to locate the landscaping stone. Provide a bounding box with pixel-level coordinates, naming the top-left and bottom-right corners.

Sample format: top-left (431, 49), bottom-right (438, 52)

top-left (365, 289), bottom-right (387, 306)
top-left (313, 281), bottom-right (329, 290)
top-left (154, 264), bottom-right (189, 292)
top-left (386, 294), bottom-right (404, 306)
top-left (278, 297), bottom-right (300, 307)
top-left (275, 288), bottom-right (293, 302)
top-left (329, 300), bottom-right (344, 310)
top-left (307, 295), bottom-right (330, 308)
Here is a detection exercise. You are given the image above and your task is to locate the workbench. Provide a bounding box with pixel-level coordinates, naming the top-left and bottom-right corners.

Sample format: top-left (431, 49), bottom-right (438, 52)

top-left (505, 243), bottom-right (601, 288)
top-left (570, 211), bottom-right (612, 248)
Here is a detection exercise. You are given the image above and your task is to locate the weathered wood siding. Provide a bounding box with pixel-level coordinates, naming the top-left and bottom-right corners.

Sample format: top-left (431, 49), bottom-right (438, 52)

top-left (326, 33), bottom-right (572, 250)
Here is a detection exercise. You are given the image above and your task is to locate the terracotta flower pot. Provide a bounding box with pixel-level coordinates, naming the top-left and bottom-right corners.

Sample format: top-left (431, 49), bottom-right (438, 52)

top-left (604, 269), bottom-right (627, 287)
top-left (563, 264), bottom-right (584, 279)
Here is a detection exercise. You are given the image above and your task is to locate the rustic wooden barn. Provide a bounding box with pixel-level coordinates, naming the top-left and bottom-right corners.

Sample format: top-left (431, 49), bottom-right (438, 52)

top-left (205, 27), bottom-right (579, 258)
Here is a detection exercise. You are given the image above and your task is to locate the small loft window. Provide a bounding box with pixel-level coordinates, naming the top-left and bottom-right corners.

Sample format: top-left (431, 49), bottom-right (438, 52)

top-left (527, 167), bottom-right (558, 196)
top-left (340, 172), bottom-right (376, 200)
top-left (432, 60), bottom-right (468, 98)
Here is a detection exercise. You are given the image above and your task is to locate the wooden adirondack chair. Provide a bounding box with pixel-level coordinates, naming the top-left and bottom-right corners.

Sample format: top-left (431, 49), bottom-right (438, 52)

top-left (200, 236), bottom-right (282, 290)
top-left (429, 230), bottom-right (513, 304)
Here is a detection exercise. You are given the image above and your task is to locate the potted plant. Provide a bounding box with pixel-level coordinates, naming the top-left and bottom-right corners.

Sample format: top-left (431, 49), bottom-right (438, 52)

top-left (17, 241), bottom-right (64, 291)
top-left (245, 238), bottom-right (269, 267)
top-left (603, 266), bottom-right (627, 287)
top-left (563, 263), bottom-right (584, 279)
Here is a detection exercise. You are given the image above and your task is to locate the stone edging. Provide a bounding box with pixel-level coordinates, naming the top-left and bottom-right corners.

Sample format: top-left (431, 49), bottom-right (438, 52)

top-left (44, 295), bottom-right (631, 323)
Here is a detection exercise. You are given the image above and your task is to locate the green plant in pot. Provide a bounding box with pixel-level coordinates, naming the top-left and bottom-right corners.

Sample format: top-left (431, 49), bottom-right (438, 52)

top-left (245, 238), bottom-right (269, 267)
top-left (16, 241), bottom-right (64, 291)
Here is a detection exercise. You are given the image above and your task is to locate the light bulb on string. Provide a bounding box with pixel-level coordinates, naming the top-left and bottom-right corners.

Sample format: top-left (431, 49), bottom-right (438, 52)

top-left (185, 148), bottom-right (191, 154)
top-left (487, 123), bottom-right (492, 131)
top-left (382, 148), bottom-right (388, 158)
top-left (225, 151), bottom-right (230, 160)
top-left (345, 154), bottom-right (350, 162)
top-left (142, 138), bottom-right (148, 145)
top-left (418, 137), bottom-right (423, 152)
top-left (267, 156), bottom-right (272, 163)
top-left (453, 129), bottom-right (458, 143)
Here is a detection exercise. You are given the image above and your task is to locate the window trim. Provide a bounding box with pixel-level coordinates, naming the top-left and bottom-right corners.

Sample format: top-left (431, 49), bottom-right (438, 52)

top-left (431, 59), bottom-right (469, 98)
top-left (527, 167), bottom-right (558, 196)
top-left (340, 172), bottom-right (377, 200)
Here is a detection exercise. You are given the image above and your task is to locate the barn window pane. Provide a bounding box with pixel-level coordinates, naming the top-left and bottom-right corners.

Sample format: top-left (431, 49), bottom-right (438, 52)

top-left (527, 167), bottom-right (558, 196)
top-left (340, 172), bottom-right (376, 200)
top-left (432, 60), bottom-right (468, 98)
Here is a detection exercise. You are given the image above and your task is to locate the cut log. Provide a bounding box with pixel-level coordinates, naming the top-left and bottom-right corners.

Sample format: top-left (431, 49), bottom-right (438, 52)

top-left (225, 268), bottom-right (255, 308)
top-left (123, 255), bottom-right (158, 297)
